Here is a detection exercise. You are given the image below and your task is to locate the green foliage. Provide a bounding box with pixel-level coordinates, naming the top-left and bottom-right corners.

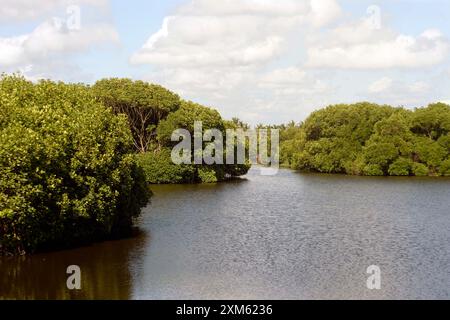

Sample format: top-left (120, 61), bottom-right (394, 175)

top-left (197, 167), bottom-right (219, 183)
top-left (363, 143), bottom-right (399, 174)
top-left (142, 100), bottom-right (250, 183)
top-left (413, 137), bottom-right (446, 168)
top-left (411, 103), bottom-right (450, 139)
top-left (363, 164), bottom-right (384, 176)
top-left (157, 101), bottom-right (225, 145)
top-left (136, 148), bottom-right (195, 184)
top-left (412, 163), bottom-right (429, 176)
top-left (0, 75), bottom-right (150, 255)
top-left (0, 74), bottom-right (252, 254)
top-left (388, 158), bottom-right (413, 176)
top-left (280, 102), bottom-right (450, 177)
top-left (439, 159), bottom-right (450, 176)
top-left (92, 78), bottom-right (181, 152)
top-left (93, 84), bottom-right (250, 184)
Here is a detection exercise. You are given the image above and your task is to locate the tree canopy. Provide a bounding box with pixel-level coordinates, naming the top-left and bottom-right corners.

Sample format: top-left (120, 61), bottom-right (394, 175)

top-left (0, 75), bottom-right (150, 255)
top-left (138, 101), bottom-right (250, 184)
top-left (92, 80), bottom-right (250, 184)
top-left (279, 102), bottom-right (450, 176)
top-left (92, 78), bottom-right (181, 152)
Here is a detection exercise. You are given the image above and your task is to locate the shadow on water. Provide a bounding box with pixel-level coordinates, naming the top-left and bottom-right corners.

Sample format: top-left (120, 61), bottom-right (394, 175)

top-left (0, 228), bottom-right (149, 300)
top-left (295, 170), bottom-right (450, 183)
top-left (147, 175), bottom-right (250, 196)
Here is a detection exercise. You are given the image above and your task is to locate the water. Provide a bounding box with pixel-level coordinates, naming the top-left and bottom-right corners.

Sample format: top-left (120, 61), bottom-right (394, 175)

top-left (1, 168), bottom-right (450, 299)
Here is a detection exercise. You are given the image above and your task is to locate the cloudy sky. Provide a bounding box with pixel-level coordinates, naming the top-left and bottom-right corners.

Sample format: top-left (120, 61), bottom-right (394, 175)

top-left (1, 0), bottom-right (450, 124)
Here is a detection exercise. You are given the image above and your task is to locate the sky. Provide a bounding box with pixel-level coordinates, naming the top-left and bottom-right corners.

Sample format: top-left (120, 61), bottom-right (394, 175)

top-left (1, 0), bottom-right (450, 125)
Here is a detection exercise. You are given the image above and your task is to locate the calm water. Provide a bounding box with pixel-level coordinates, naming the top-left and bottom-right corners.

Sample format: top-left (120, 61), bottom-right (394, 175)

top-left (1, 168), bottom-right (450, 299)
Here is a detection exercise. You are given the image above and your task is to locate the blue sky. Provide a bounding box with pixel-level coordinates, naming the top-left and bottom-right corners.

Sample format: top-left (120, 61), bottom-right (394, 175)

top-left (1, 0), bottom-right (450, 124)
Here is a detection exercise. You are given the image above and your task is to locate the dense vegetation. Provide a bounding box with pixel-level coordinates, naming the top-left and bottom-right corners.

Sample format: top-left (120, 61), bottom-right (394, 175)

top-left (151, 101), bottom-right (250, 183)
top-left (93, 79), bottom-right (250, 184)
top-left (0, 75), bottom-right (150, 255)
top-left (0, 75), bottom-right (250, 254)
top-left (2, 73), bottom-right (448, 255)
top-left (92, 78), bottom-right (181, 153)
top-left (279, 102), bottom-right (450, 176)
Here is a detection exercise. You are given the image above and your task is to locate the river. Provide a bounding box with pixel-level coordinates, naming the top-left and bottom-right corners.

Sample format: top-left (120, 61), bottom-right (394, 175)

top-left (1, 167), bottom-right (450, 299)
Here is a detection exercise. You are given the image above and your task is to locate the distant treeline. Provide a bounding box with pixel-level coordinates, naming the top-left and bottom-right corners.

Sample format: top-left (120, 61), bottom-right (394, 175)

top-left (277, 102), bottom-right (450, 176)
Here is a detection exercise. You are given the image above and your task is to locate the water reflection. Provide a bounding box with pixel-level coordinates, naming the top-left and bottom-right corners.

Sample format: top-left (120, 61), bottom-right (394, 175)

top-left (0, 229), bottom-right (148, 299)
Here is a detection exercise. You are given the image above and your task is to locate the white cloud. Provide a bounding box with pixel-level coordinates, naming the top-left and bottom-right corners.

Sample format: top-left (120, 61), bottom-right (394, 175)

top-left (254, 66), bottom-right (334, 122)
top-left (131, 0), bottom-right (341, 68)
top-left (368, 77), bottom-right (393, 93)
top-left (131, 14), bottom-right (285, 68)
top-left (175, 0), bottom-right (310, 16)
top-left (132, 0), bottom-right (342, 124)
top-left (0, 35), bottom-right (27, 67)
top-left (146, 66), bottom-right (254, 99)
top-left (260, 67), bottom-right (307, 87)
top-left (366, 77), bottom-right (435, 106)
top-left (306, 18), bottom-right (450, 69)
top-left (259, 67), bottom-right (330, 95)
top-left (369, 77), bottom-right (430, 95)
top-left (0, 19), bottom-right (119, 68)
top-left (16, 61), bottom-right (93, 83)
top-left (407, 81), bottom-right (430, 94)
top-left (309, 0), bottom-right (342, 28)
top-left (0, 0), bottom-right (116, 82)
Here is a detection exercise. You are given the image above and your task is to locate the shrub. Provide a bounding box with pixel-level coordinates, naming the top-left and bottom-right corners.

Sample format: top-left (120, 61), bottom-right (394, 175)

top-left (136, 148), bottom-right (195, 184)
top-left (153, 100), bottom-right (250, 182)
top-left (136, 150), bottom-right (250, 184)
top-left (344, 156), bottom-right (365, 175)
top-left (363, 164), bottom-right (384, 176)
top-left (412, 163), bottom-right (429, 177)
top-left (388, 158), bottom-right (413, 176)
top-left (413, 137), bottom-right (446, 169)
top-left (197, 167), bottom-right (218, 183)
top-left (439, 159), bottom-right (450, 176)
top-left (363, 142), bottom-right (399, 172)
top-left (0, 75), bottom-right (150, 255)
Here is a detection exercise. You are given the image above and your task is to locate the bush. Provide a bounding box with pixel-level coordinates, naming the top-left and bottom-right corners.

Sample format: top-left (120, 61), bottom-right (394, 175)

top-left (136, 149), bottom-right (250, 184)
top-left (197, 167), bottom-right (218, 183)
top-left (363, 164), bottom-right (384, 176)
top-left (136, 148), bottom-right (195, 184)
top-left (413, 137), bottom-right (446, 168)
top-left (0, 75), bottom-right (151, 255)
top-left (412, 163), bottom-right (429, 177)
top-left (151, 100), bottom-right (250, 183)
top-left (363, 142), bottom-right (399, 172)
top-left (439, 159), bottom-right (450, 176)
top-left (344, 156), bottom-right (365, 175)
top-left (388, 158), bottom-right (412, 176)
